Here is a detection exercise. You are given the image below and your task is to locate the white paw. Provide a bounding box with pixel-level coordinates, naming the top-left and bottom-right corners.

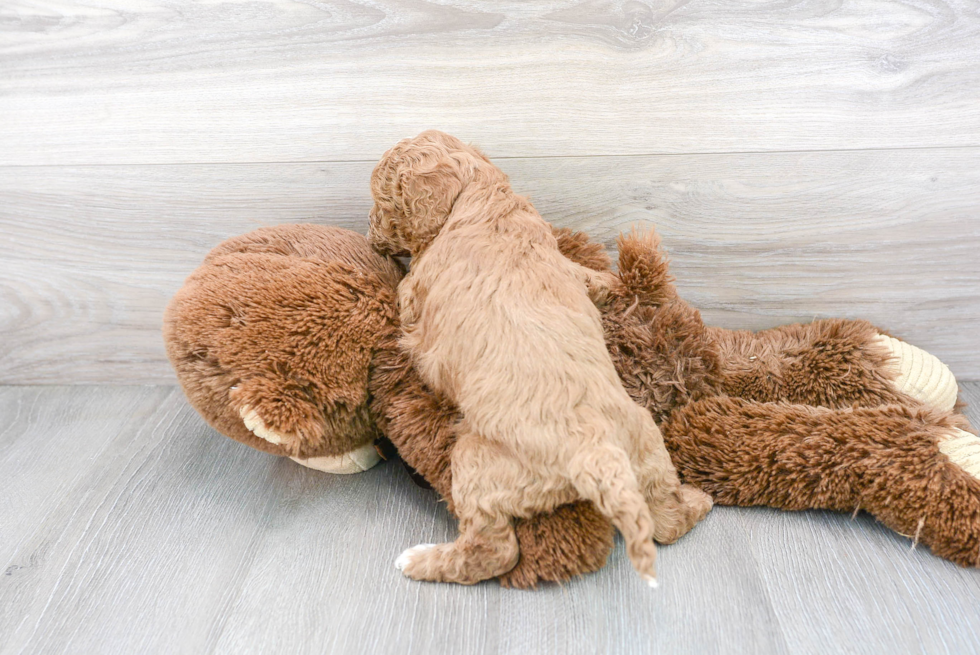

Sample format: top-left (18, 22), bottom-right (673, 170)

top-left (239, 405), bottom-right (288, 445)
top-left (290, 442), bottom-right (382, 475)
top-left (395, 543), bottom-right (436, 573)
top-left (939, 428), bottom-right (980, 481)
top-left (874, 335), bottom-right (958, 412)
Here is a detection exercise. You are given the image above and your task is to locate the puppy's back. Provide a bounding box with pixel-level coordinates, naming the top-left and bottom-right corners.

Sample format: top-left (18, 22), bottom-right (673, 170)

top-left (407, 213), bottom-right (624, 432)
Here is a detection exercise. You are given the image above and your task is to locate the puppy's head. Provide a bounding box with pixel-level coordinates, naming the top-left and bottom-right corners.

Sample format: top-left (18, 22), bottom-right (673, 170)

top-left (369, 130), bottom-right (502, 257)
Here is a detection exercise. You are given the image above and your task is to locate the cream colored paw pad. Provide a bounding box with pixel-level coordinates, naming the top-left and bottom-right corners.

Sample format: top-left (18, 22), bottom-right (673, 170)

top-left (939, 429), bottom-right (980, 480)
top-left (873, 335), bottom-right (958, 412)
top-left (290, 442), bottom-right (381, 475)
top-left (395, 543), bottom-right (436, 574)
top-left (240, 405), bottom-right (287, 445)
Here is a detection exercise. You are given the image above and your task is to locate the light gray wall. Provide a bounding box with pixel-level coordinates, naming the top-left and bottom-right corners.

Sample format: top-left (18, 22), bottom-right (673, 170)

top-left (1, 0), bottom-right (978, 383)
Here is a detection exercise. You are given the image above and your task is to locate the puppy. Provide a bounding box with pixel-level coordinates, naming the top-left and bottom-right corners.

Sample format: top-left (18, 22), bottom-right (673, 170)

top-left (369, 131), bottom-right (711, 585)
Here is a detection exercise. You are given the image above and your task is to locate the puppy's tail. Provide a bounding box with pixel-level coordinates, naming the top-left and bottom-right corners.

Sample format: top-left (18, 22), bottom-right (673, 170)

top-left (569, 442), bottom-right (659, 587)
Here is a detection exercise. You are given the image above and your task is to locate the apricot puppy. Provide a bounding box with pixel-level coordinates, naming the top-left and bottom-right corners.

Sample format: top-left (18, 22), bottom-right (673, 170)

top-left (369, 131), bottom-right (711, 585)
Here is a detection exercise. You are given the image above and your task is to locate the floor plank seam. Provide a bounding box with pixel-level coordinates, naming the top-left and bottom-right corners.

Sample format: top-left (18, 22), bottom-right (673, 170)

top-left (1, 143), bottom-right (978, 170)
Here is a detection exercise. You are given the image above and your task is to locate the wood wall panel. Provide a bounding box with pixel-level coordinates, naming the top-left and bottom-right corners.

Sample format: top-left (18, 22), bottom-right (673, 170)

top-left (2, 147), bottom-right (977, 383)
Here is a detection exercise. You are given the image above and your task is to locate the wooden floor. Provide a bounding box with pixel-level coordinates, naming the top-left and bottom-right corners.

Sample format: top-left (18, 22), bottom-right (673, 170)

top-left (1, 383), bottom-right (979, 655)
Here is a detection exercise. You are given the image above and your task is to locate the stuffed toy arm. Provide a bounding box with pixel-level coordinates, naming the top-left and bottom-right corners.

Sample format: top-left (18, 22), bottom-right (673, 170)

top-left (708, 321), bottom-right (961, 414)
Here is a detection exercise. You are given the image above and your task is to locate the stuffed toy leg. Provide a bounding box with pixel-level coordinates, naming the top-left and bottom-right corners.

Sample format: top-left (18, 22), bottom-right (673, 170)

top-left (663, 398), bottom-right (980, 566)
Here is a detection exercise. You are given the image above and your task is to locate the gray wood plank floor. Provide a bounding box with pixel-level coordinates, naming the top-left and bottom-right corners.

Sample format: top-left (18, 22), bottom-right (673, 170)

top-left (3, 2), bottom-right (978, 652)
top-left (3, 384), bottom-right (980, 655)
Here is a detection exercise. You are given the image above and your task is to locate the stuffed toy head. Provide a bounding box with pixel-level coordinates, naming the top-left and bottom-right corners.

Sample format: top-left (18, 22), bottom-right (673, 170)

top-left (163, 224), bottom-right (403, 473)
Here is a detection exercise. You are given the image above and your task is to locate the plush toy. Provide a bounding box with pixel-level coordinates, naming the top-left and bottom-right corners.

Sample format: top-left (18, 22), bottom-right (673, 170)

top-left (164, 222), bottom-right (980, 586)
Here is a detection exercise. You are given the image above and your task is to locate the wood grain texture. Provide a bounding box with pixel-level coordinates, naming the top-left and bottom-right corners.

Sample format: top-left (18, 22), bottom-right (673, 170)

top-left (1, 384), bottom-right (979, 654)
top-left (2, 0), bottom-right (979, 165)
top-left (0, 387), bottom-right (293, 654)
top-left (2, 147), bottom-right (978, 383)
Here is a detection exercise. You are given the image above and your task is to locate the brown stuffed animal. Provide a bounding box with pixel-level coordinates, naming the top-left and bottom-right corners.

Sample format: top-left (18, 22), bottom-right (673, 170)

top-left (164, 221), bottom-right (980, 585)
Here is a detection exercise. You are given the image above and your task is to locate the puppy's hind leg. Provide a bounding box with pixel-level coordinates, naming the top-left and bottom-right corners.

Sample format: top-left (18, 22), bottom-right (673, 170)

top-left (569, 443), bottom-right (660, 587)
top-left (396, 511), bottom-right (518, 585)
top-left (396, 432), bottom-right (520, 585)
top-left (634, 411), bottom-right (712, 544)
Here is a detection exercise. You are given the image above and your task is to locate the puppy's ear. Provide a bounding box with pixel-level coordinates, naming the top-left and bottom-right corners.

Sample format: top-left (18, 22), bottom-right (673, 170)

top-left (369, 147), bottom-right (414, 256)
top-left (399, 156), bottom-right (466, 249)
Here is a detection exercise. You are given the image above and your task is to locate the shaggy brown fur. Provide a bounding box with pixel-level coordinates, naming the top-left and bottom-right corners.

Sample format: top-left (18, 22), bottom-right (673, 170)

top-left (663, 400), bottom-right (980, 566)
top-left (163, 225), bottom-right (402, 459)
top-left (368, 131), bottom-right (710, 584)
top-left (601, 231), bottom-right (980, 569)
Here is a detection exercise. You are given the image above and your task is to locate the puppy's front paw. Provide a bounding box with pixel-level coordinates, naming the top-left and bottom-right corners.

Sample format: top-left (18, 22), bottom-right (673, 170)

top-left (585, 269), bottom-right (621, 307)
top-left (395, 543), bottom-right (437, 577)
